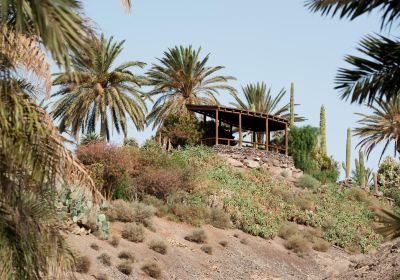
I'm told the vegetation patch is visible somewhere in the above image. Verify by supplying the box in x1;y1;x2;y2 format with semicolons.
108;235;120;248
285;234;311;255
97;253;111;266
141;262;162;279
117;261;133;275
118;251;135;262
90;243;100;251
122;223;145;243
201;245;213;255
149;240;168;255
219;240;228;247
185;229;207;243
75;256;91;273
210;208;231;229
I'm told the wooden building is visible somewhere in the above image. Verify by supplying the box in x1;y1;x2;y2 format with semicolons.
186;104;290;155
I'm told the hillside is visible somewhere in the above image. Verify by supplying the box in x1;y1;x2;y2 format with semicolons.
62;144;393;280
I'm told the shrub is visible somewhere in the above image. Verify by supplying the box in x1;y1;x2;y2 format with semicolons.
158;114;203;147
108;235;120;248
302;227;324;242
76;143;139;199
135;167;183;199
240;238;249;245
296;174;321;190
219;240;228;247
200;245;213;255
124;138;139;148
295;197;315;211
117;261;133;275
75;256;91;273
122;223;145;243
142;195;169;217
185;229;207;243
285;234;311;254
288;126;319;173
210;208;231;229
118;251;135;262
96;273;109;280
312;169;339;184
141;262;162;279
107;199;136;222
97;253;111;266
133;201;156;224
90;243;100;251
278;223;299;240
346;187;369;203
149;240;168;255
378;157;400;203
171;203;210;227
312;238;330;252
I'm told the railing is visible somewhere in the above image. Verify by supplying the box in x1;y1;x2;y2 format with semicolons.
200;137;286;154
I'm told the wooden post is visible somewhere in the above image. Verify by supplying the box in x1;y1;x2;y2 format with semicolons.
239;113;242;147
252;131;256;148
215;109;219;145
285;123;288;156
265;118;269;151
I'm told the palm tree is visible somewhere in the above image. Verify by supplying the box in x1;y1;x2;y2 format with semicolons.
306;0;400;105
146;45;237;128
52;35;147;142
231;82;289;116
354;97;400;160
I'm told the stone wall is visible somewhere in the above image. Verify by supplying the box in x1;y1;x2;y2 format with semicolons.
213;145;302;179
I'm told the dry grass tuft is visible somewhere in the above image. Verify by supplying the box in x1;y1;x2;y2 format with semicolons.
97;253;111;266
90;243;100;251
278;223;299;240
219;240;228;247
96;272;109;280
142;262;162;279
122;223;145;243
184;228;207;243
149;240;168;255
75;255;91;273
210;208;231;229
201;245;213;255
240;238;249;245
233;233;239;238
108;235;120;248
285;234;311;254
312;238;330;252
107;199;136;222
117;261;133;275
118;251;135;262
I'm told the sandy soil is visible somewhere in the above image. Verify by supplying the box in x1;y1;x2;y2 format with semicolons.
67;217;359;280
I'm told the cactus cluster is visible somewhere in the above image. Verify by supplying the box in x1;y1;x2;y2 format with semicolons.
58;185;110;238
341;128;351;180
319;105;327;156
352;151;372;189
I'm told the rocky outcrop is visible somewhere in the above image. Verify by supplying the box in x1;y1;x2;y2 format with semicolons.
213;145;302;178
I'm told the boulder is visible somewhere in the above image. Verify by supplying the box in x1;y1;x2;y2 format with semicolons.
226;157;244;167
243;159;260;169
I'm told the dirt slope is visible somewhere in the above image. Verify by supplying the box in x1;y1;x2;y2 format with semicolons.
68;217;357;280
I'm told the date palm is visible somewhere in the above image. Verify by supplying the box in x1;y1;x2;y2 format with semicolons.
146;45;237;128
306;0;400;105
354;97;400;160
52;35;147;142
231;82;289;116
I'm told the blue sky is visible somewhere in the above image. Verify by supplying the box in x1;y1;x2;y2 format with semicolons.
76;0;394;175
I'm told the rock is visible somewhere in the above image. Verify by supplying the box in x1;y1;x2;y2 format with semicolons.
243;159;260;169
226;157;244;167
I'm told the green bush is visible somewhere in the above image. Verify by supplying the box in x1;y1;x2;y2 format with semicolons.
288;126;319;173
312;169;339;184
378;157;400;204
296;174;321;190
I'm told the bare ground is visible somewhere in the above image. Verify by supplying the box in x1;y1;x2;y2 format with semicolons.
67;217;360;280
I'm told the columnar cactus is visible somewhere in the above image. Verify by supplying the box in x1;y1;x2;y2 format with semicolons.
345;128;351;179
290;82;295;127
319;105;327;156
359;151;366;188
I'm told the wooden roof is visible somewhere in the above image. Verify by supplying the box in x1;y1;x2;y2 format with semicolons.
186;104;289;132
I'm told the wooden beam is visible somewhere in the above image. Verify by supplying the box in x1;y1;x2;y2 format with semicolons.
215;109;219;145
265;118;269;151
285;123;289;156
239;113;242;147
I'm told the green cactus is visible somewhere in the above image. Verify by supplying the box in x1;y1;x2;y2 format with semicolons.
319;105;327;156
352;150;372;189
290;82;295;127
341;128;351;180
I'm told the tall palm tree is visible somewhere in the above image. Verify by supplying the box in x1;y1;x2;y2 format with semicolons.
231;82;289;116
306;0;400;105
354;97;400;160
52;35;147;142
146;45;237;128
